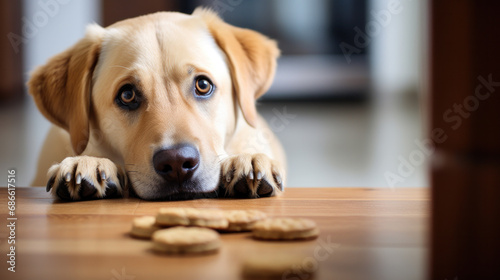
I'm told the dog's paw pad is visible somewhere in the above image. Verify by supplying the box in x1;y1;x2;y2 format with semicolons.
78;179;98;199
105;182;121;198
233;178;252;197
256;181;274;197
55;180;72;200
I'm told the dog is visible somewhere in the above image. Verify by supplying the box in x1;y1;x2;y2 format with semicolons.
28;8;286;201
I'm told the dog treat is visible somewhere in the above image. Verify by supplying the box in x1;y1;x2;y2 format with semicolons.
224;210;267;232
242;254;311;279
152;226;221;254
130;216;162;239
252;218;319;240
156;207;228;229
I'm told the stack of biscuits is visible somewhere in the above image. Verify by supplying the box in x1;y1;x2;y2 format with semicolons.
129;207;321;279
129;207;319;254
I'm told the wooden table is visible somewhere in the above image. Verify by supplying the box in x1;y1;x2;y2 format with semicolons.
0;187;428;280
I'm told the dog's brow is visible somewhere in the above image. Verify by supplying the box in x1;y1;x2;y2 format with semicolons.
110;65;134;71
186;64;211;76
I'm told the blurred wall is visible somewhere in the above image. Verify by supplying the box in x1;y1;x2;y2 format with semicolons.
369;0;424;98
23;0;101;78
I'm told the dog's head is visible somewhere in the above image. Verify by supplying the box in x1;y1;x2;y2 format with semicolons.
28;8;279;200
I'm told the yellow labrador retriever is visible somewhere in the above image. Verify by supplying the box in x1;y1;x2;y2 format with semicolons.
28;8;286;201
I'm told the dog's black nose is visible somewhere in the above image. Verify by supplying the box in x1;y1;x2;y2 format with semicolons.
153;144;200;183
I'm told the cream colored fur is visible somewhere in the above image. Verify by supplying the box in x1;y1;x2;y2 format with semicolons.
29;8;286;200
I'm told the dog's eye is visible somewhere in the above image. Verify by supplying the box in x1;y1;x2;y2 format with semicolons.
194;76;214;97
116;84;141;110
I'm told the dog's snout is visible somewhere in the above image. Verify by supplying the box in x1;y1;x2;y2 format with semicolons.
153;144;200;183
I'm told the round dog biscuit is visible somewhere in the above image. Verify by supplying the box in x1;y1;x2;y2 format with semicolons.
252;218;319;240
130;216;161;239
152;227;221;254
156;207;228;229
224;210;267;232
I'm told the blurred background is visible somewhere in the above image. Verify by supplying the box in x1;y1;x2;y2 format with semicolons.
0;0;427;188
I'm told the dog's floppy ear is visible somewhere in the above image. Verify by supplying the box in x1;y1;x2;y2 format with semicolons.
28;24;104;155
194;8;280;127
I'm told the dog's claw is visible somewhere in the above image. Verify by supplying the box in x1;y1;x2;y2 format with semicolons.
64;172;71;182
256;171;263;180
46;176;56;192
275;175;282;185
75;173;82;185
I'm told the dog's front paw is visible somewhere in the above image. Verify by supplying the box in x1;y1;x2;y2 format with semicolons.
46;156;126;201
220;153;284;198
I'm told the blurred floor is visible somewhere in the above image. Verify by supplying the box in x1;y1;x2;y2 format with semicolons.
0;95;427;188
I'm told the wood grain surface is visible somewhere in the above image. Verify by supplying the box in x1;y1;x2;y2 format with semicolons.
0;187;428;280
